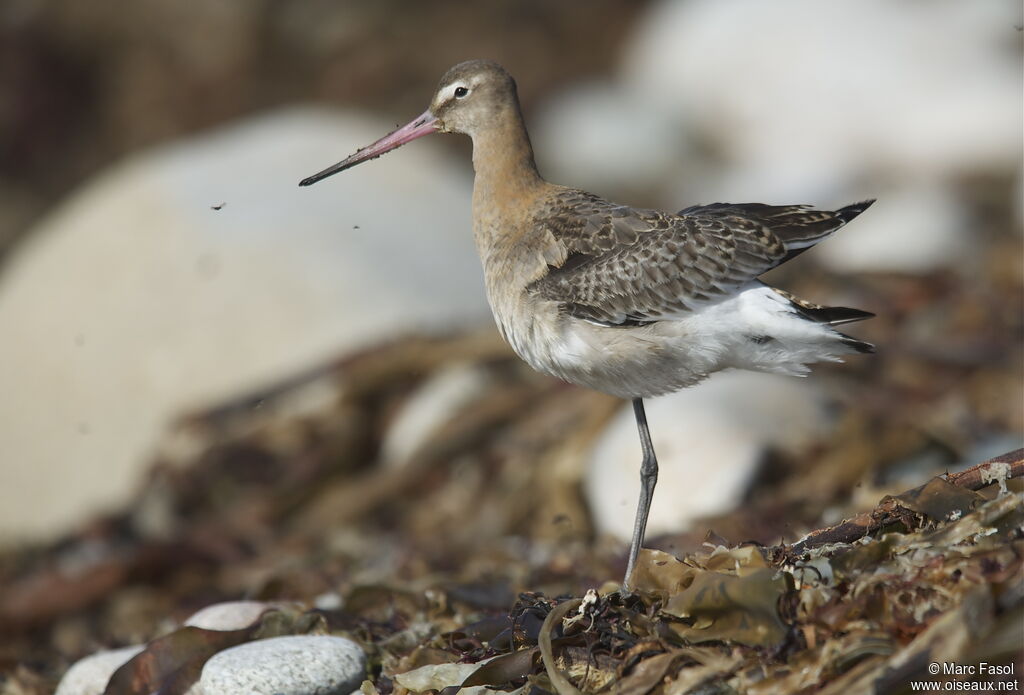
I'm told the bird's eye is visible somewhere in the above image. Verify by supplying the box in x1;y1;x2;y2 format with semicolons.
454;86;469;98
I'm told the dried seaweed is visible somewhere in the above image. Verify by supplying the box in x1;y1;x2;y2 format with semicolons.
1;325;1020;693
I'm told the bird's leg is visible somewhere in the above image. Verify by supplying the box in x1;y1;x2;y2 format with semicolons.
622;398;659;594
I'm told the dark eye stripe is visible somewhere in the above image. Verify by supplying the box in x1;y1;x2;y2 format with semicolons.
454;86;468;98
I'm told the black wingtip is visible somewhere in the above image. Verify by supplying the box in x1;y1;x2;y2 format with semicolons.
841;335;876;354
798;305;875;326
836;199;876;223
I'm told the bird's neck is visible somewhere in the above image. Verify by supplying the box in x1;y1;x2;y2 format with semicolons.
469;108;553;290
470;108;544;205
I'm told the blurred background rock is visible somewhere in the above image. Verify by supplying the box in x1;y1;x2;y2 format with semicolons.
1;1;1022;687
0;0;643;542
0;0;1019;571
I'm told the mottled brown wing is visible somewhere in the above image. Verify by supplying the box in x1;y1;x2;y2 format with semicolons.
528;190;872;326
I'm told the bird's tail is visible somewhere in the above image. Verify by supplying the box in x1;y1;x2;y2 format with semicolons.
774;289;875;353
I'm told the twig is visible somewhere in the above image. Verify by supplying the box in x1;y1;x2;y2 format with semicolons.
785;448;1023;557
944;448;1023;489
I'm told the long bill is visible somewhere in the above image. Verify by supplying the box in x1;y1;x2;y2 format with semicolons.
298;109;439;186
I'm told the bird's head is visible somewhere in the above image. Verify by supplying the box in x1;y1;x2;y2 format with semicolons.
429;59;518;136
299;59;517;187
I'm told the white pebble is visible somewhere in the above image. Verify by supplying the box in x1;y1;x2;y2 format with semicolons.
184;600;281;631
381;362;494;468
199;635;365;695
55;645;144;695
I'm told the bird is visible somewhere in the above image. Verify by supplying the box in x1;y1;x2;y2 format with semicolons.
299;59;874;593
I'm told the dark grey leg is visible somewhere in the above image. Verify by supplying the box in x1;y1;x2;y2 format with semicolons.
622;398;658;594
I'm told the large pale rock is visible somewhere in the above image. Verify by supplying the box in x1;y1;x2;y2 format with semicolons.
537;0;1021;274
585;371;832;541
622;0;1020;195
810;183;969;274
0;107;486;543
532;80;687;204
198;635;365;695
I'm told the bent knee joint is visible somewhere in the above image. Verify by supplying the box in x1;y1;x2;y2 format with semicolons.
640;455;658;480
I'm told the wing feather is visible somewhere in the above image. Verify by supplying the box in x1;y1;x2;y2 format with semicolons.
528;192;873;326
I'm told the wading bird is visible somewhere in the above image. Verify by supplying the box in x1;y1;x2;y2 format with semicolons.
300;60;873;592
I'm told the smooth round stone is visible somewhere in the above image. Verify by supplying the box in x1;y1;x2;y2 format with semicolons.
0;107;484;544
55;645;144;695
184;600;281;631
199;635;365;695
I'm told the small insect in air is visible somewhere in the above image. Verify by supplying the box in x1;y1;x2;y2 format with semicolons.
210;202;226;211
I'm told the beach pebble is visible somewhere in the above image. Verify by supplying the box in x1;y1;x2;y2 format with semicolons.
54;645;144;695
198;635;365;695
381;362;494;468
184;600;282;631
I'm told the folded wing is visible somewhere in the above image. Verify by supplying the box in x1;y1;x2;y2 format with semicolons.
528;192;873;326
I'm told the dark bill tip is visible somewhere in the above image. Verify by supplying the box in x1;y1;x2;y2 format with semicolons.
298;109;438;187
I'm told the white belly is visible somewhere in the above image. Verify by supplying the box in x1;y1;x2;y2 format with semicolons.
488;290;713;399
487;283;860;400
